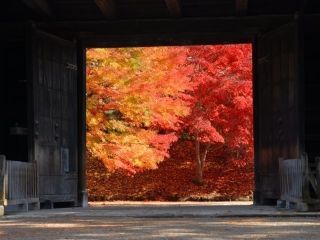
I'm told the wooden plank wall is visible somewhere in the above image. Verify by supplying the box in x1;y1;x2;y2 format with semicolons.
255;23;302;204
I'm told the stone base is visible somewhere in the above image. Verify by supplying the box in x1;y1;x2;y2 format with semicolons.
0;205;4;216
81;190;88;208
277;199;320;212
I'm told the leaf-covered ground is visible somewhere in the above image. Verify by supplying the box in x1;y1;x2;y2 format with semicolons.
87;140;254;201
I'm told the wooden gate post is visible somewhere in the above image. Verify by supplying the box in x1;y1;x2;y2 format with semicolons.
0;155;6;215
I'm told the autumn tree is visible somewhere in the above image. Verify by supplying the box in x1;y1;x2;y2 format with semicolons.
86;47;193;173
182;44;253;184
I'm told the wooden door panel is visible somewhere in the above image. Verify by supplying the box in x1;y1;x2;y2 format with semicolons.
37;145;60;176
32;30;78;203
255;22;301;203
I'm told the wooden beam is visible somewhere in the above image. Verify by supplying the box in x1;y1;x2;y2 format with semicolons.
235;0;248;16
36;15;297;47
165;0;182;18
22;0;52;17
94;0;116;19
37;15;294;36
76;39;88;207
80;32;254;48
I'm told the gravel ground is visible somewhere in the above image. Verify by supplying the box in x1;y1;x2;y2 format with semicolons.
1;202;320;240
1;216;320;240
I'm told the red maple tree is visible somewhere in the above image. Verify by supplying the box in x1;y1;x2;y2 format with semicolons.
181;44;253;184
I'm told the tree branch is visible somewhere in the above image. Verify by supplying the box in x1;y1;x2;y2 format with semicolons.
200;143;210;171
195;136;201;164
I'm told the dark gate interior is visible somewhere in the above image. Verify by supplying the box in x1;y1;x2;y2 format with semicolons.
304;26;320;163
0;37;28;162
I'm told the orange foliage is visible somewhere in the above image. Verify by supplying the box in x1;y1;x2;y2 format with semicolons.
86;47;192;173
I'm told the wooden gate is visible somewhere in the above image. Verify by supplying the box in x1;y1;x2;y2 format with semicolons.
254;22;302;204
30;30;78;206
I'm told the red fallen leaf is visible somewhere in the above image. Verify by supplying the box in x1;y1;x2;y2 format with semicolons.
87;139;253;201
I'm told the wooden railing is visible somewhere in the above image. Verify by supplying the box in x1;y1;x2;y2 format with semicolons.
278;155;320;211
0;155;39;211
0;156;5;206
279;157;306;202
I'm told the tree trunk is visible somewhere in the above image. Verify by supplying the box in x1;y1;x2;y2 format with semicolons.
195;162;203;185
194;139;210;185
194;138;203;185
193;138;223;185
